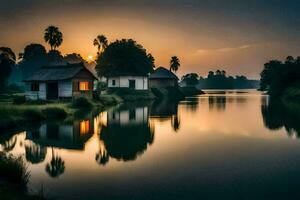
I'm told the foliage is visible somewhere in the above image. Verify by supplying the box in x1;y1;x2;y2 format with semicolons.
23;109;44;122
0;47;16;89
13;95;26;105
71;97;92;108
42;107;67;120
0;153;30;186
93;34;108;55
260;56;300;97
96;39;155;77
181;73;199;86
187;70;260;89
170;56;180;73
44;25;63;50
63;53;86;64
180;86;204;96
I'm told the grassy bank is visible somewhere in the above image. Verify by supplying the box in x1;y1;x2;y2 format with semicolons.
0;95;120;133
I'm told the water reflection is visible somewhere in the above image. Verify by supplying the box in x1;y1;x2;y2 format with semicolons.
208;96;226;111
25;142;47;164
46;147;65;178
261;97;300;137
150;99;181;132
98;103;154;162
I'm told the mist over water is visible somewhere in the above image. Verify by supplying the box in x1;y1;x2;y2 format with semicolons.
2;90;300;200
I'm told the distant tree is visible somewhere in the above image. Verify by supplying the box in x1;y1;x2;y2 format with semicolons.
64;53;86;64
285;56;295;64
208;71;214;78
25;143;47;164
44;26;63;50
216;70;222;76
18;44;48;78
221;70;226;76
96;39;155;77
47;50;65;65
147;53;155;69
93;35;108;55
170;56;180;73
181;73;199;86
0;47;16;88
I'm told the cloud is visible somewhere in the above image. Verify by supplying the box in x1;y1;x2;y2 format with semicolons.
196;44;252;54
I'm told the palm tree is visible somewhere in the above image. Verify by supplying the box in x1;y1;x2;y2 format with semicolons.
93;35;108;55
44;26;63;50
25;143;47;164
45;147;65;178
170;56;180;73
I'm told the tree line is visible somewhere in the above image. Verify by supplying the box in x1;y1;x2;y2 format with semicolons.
181;70;260;89
0;25;181;93
260;56;300;97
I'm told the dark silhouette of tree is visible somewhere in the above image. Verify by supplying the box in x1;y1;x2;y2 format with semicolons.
170;56;180;73
64;53;86;64
45;147;65;178
259;56;300;96
47;50;65;65
181;73;199;86
147;53;155;69
44;26;63;50
96;39;155;77
95;143;109;166
0;47;16;89
18;44;48;79
94;35;108;55
25;143;47;164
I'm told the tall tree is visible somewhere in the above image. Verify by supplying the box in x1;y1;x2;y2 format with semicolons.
96;39;154;77
93;35;108;55
45;147;65;178
170;56;180;73
0;47;16;88
44;26;63;50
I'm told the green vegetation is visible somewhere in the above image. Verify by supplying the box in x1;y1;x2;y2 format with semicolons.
260;56;300;98
0;47;16;92
71;97;93;109
170;56;180;73
180;86;205;96
106;88;155;101
96;39;155;77
42;107;67;120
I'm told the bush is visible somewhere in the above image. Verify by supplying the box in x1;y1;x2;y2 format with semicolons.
0;153;29;186
151;88;164;98
72;97;92;109
23;109;44;122
42;107;67;120
99;95;118;106
13;96;26;105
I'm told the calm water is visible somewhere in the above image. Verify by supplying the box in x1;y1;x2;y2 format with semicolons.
2;90;300;199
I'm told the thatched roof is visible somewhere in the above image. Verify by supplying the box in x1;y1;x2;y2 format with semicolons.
149;67;178;80
24;63;98;82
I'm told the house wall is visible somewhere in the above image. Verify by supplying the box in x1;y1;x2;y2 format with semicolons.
72;69;95;99
58;81;72;98
108;106;148;126
25;82;46;100
149;79;177;88
107;76;148;90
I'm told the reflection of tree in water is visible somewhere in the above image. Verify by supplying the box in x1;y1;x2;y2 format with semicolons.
25;142;47;164
208;96;226;111
261;97;300;137
151;99;181;132
1;135;17;152
45;147;65;178
180;97;199;113
100;123;154;161
95;141;109;166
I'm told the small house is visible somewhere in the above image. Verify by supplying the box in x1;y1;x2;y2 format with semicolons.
149;67;179;88
107;76;148;90
24;63;98;100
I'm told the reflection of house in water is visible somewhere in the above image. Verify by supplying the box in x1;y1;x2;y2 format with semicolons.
150;100;180;132
98;104;154;163
26;118;94;150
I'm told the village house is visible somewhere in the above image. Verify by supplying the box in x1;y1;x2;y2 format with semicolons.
149;67;179;88
24;63;98;100
107;75;149;90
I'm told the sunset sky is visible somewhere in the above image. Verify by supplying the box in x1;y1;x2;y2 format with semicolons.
1;0;300;79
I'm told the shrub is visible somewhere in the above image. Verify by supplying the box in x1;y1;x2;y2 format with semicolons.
42;107;67;120
72;97;92;109
0;153;30;186
23;109;44;122
13;96;26;105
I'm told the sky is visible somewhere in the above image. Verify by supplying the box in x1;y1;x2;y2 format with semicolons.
1;0;300;79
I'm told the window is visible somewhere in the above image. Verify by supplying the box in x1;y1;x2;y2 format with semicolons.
80;120;90;135
79;82;89;91
129;80;136;89
129;109;136;120
112;79;116;86
31;82;39;91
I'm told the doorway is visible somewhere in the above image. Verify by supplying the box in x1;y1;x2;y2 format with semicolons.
129;80;136;89
46;82;58;100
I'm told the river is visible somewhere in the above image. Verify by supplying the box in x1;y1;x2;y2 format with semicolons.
1;90;300;199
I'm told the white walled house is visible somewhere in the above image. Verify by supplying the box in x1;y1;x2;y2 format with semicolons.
107;76;148;90
24;63;98;100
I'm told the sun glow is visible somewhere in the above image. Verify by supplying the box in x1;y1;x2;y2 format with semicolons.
88;55;93;61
